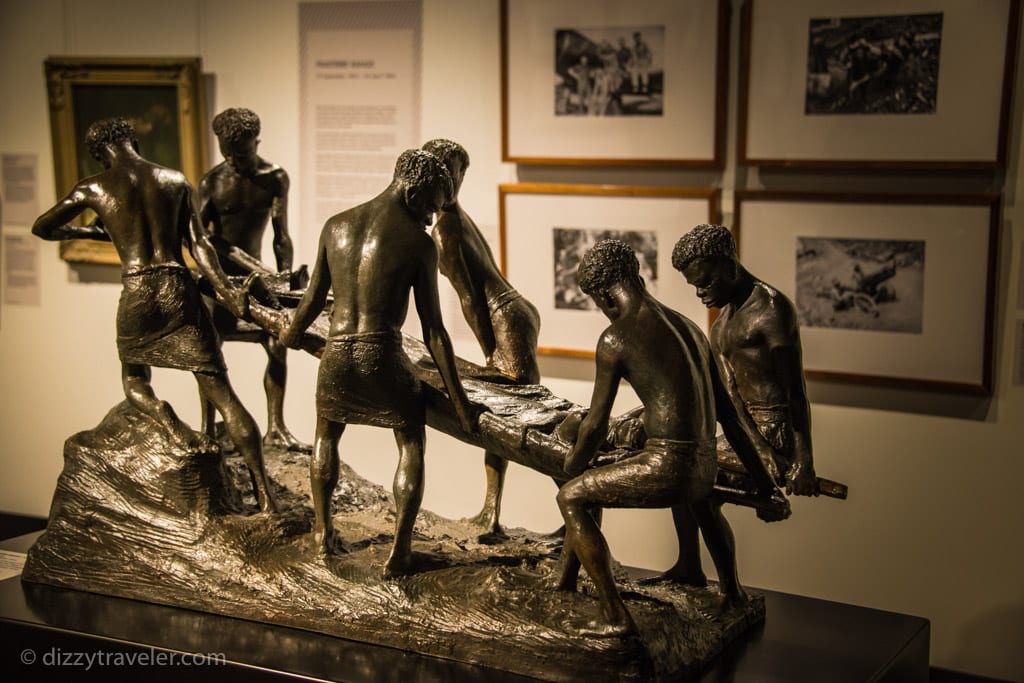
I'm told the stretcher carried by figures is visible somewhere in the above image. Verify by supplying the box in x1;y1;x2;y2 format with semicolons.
233;238;848;520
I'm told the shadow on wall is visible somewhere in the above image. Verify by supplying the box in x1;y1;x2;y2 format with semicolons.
806;381;993;422
949;603;1024;681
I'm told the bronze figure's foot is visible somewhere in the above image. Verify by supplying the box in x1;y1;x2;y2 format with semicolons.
724;591;751;611
575;618;638;639
691;585;750;618
263;428;313;453
382;551;415;579
166;424;220;457
311;526;339;558
256;490;278;514
638;568;708;588
466;507;503;537
543;568;577;593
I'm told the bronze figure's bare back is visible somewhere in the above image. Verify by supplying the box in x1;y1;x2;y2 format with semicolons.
422;139;542;535
281;149;480;577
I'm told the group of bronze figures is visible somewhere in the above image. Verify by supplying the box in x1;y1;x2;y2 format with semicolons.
32;110;826;639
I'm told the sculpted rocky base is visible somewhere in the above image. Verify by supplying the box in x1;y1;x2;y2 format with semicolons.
23;400;764;682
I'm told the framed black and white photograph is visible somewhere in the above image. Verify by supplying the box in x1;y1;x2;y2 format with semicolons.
739;0;1020;168
554;26;665;117
502;0;727;166
735;191;999;393
500;184;719;358
553;227;658;310
804;13;943;116
795;236;926;333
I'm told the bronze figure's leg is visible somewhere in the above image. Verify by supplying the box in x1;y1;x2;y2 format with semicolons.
311;417;344;555
196;372;276;513
690;500;748;607
556;481;637;637
643;504;708;588
200;396;217;439
384;426;426;578
122;363;216;454
261;334;311;452
469;451;507;534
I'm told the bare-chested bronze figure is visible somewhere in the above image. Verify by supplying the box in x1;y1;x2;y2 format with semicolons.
31;117;276;512
421;139;542;534
674;224;817;495
554;240;779;636
199;108;309;453
279;149;480;576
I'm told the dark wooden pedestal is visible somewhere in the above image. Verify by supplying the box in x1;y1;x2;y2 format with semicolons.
0;533;928;682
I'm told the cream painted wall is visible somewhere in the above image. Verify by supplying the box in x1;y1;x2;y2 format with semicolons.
1;1;1022;679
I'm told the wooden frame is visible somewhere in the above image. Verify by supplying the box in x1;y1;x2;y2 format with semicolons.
499;183;720;358
500;0;729;167
734;191;999;393
737;0;1021;170
44;57;208;264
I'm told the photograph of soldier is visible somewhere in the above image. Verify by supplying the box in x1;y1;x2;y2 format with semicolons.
553;227;658;310
805;12;943;115
796;237;925;333
554;25;664;116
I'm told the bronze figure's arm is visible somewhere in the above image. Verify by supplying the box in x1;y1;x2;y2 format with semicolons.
270;170;294;272
761;307;817;495
564;338;620;477
414;244;479;435
434;220;496;359
185;185;249;320
31;185;110;242
280;233;331;348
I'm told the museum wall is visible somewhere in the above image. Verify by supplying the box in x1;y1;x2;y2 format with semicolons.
0;0;1022;679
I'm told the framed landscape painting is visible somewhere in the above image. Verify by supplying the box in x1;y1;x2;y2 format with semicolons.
499;183;720;358
738;0;1021;169
44;57;207;264
734;191;999;393
501;0;728;166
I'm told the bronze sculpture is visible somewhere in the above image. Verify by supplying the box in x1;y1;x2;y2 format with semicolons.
421;138;544;534
199;107;309;453
31;116;276;513
278;149;481;575
22;133;849;679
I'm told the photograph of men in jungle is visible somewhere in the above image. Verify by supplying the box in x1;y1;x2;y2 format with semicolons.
805;12;943;115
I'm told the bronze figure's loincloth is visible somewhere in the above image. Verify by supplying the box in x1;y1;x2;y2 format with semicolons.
116;264;225;374
316;330;424;429
746;403;793;455
577;438;718;508
487;289;540;383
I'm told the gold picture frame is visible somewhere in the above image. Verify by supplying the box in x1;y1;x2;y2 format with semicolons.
44;56;208;264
